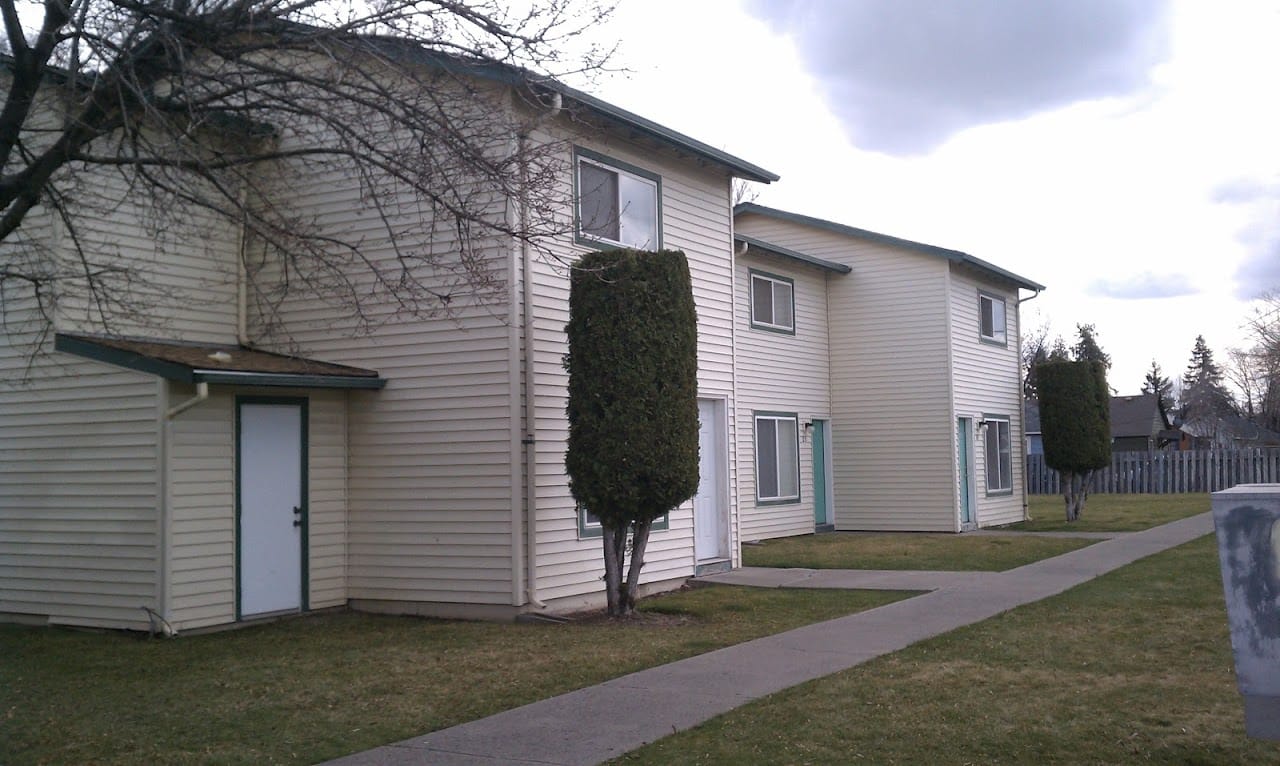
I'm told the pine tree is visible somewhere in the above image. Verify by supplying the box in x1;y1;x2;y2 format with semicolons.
1181;335;1235;431
1071;324;1111;369
1141;360;1175;418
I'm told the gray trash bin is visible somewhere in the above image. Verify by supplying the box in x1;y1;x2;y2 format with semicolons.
1212;483;1280;742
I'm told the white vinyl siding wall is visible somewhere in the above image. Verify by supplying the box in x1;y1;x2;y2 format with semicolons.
164;387;348;631
949;268;1025;526
734;251;832;540
735;215;958;531
247;143;518;607
527;127;739;606
0;354;161;629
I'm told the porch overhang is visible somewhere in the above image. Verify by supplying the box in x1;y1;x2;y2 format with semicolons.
54;333;387;390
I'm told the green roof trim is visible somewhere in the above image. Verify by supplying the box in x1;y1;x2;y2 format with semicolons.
736;234;851;274
735;203;1045;291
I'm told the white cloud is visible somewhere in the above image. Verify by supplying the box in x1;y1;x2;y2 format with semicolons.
1088;272;1198;300
744;0;1173;155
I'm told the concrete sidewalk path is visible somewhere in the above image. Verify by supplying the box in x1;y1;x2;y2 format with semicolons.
322;512;1212;766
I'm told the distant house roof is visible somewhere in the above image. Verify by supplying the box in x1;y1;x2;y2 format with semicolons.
734;234;851;274
734;202;1044;291
55;333;387;389
1182;413;1280;446
1110;393;1166;438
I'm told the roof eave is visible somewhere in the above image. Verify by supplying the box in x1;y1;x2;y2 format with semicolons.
735;202;1044;291
735;234;851;274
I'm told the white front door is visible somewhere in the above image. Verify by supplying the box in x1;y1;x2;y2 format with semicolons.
238;401;305;618
694;399;727;561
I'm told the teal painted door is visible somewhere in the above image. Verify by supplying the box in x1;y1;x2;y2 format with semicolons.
957;418;974;525
813;420;828;526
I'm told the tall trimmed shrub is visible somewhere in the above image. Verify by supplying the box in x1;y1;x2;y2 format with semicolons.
1038;359;1111;521
564;249;700;616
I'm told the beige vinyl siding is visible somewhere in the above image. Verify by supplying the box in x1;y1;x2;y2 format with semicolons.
51;160;240;343
164;388;234;629
948;267;1026;527
163;387;347;630
246;112;518;607
162;386;348;632
526;128;738;605
0;340;160;629
735;214;958;531
735;252;832;541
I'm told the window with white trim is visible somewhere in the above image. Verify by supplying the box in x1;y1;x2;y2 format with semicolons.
750;271;795;333
979;292;1007;345
755;413;800;502
984;416;1012;493
576;152;659;249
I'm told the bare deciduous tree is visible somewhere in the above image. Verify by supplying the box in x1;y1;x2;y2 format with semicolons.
1;0;614;352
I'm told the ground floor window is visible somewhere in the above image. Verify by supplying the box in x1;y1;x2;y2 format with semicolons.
755;412;800;503
984;415;1012;494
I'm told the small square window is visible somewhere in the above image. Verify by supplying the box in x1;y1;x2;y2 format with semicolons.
750;272;795;333
984;416;1012;494
576;151;660;250
755;413;800;503
979;292;1007;345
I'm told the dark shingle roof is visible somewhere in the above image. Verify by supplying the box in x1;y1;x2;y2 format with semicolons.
55;333;386;389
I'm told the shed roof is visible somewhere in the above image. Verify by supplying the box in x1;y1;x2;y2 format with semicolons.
55;333;386;389
735;203;1044;291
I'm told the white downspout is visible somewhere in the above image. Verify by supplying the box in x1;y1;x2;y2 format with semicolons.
236;185;250;346
519;91;562;610
165;382;208;419
1016;288;1042;519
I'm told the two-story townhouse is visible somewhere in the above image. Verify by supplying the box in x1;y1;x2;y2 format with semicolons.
0;43;777;632
734;203;1044;534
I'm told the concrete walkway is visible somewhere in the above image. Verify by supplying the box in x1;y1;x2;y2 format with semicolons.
323;512;1213;766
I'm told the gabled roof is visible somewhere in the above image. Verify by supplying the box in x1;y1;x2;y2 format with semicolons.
55;334;386;389
1110;393;1166;438
361;38;780;184
734;203;1044;291
735;234;851;274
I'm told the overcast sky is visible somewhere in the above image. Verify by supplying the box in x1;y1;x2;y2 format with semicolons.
579;0;1280;396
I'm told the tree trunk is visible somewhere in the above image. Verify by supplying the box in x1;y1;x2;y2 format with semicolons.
601;525;626;616
621;518;653;615
1062;471;1093;521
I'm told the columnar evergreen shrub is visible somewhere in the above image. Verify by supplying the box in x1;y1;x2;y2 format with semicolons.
564;248;700;616
1038;359;1111;521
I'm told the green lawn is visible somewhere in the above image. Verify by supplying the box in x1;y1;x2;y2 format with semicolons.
1014;493;1210;532
743;532;1095;571
0;586;911;766
618;535;1277;765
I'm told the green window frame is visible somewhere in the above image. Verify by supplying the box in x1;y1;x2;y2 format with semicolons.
574;148;662;251
578;505;670;539
978;290;1007;346
749;270;796;334
983;414;1013;495
755;412;801;504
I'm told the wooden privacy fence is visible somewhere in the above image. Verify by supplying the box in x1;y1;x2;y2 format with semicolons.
1026;448;1280;495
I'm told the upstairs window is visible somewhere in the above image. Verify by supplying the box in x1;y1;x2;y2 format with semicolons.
576;150;660;250
750;271;795;333
979;291;1007;345
984;416;1012;494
